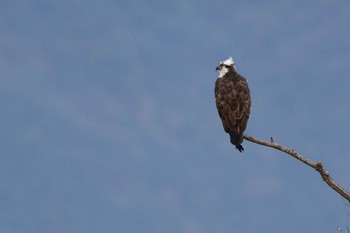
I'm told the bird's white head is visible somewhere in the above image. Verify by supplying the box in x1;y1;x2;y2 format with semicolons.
216;57;236;78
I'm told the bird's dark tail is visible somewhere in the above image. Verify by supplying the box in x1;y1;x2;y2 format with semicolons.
229;132;244;153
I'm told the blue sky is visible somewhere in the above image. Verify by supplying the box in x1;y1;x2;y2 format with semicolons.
1;0;350;232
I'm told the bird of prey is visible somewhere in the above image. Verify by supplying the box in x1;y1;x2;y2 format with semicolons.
214;57;251;152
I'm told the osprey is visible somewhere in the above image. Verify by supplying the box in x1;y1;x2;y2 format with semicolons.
214;57;251;152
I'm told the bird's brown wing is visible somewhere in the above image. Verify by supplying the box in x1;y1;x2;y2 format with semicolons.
234;76;251;132
215;77;251;135
215;78;237;133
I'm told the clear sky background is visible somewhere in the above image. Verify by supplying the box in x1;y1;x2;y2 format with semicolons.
1;0;350;233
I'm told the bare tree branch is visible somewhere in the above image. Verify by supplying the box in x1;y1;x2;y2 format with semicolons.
243;134;350;203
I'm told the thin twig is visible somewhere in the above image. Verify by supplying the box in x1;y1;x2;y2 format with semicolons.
243;134;350;203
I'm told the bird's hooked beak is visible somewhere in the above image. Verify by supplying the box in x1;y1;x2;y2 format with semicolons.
215;66;220;71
